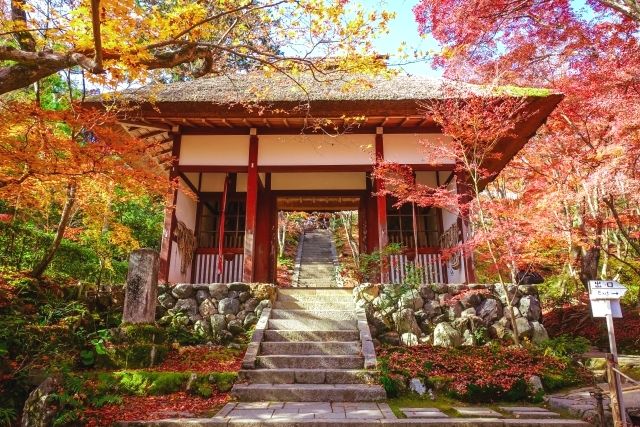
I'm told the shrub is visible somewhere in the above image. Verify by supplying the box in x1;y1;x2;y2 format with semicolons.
538;335;591;359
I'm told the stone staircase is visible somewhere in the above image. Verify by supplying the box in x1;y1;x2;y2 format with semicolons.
295;229;337;287
232;288;385;402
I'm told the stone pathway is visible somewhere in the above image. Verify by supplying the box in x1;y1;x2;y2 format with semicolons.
295;229;337;287
231;288;384;402
547;382;640;425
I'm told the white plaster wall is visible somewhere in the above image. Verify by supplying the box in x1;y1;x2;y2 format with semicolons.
259;134;375;165
271;172;366;190
384;134;455;165
200;173;226;192
179;135;250;165
169;179;197;283
415;171;438;187
440;175;466;284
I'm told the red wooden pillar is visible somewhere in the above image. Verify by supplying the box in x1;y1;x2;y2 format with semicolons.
159;127;181;284
243;129;259;282
455;166;477;283
374;128;389;282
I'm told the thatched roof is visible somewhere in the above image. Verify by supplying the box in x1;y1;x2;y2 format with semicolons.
116;72;554;105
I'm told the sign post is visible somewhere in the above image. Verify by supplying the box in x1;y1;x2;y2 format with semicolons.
589;280;628;427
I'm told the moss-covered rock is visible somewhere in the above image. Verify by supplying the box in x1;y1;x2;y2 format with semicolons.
96;343;169;369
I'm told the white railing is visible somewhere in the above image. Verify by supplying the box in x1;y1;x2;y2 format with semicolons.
389;253;444;284
194;253;244;284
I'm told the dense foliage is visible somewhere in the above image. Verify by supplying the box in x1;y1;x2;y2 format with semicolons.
410;0;640;304
378;344;592;403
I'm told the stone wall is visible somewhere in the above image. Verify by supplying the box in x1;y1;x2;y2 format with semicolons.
156;282;276;343
353;283;548;347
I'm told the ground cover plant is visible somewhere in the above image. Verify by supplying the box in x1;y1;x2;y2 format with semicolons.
378;344;592;403
544;300;640;355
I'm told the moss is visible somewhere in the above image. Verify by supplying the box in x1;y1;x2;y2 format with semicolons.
116;324;167;344
209;372;237;392
147;372;190;395
493;85;554;97
386;395;459;418
96;344;169;369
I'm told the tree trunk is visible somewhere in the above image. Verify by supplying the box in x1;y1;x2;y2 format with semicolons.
31;182;77;278
579;246;600;290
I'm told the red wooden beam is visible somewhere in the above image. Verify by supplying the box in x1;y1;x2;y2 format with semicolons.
158;129;181;283
243;131;259;282
374;128;389;282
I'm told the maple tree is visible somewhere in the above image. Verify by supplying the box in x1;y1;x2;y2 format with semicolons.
411;0;640;298
1;0;392;94
374;90;551;344
0;100;167;277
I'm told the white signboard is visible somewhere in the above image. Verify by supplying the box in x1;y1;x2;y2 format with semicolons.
588;280;627;300
590;299;623;318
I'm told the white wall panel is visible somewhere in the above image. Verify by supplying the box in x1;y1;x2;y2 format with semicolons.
271;172;366;190
169;179;197;283
179;135;249;165
259;134;375;165
384;134;455;165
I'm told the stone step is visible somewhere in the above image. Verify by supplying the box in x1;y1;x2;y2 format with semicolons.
231;383;386;402
270;309;357;321
260;341;361;355
278;288;350;296
238;368;378;384
277;294;347;303
256;355;364;369
263;329;360;342
274;300;354;310
268;318;357;331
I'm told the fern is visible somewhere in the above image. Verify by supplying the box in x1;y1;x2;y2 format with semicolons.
89;394;123;408
0;408;17;427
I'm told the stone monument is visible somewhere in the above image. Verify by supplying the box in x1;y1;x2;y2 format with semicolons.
122;249;159;323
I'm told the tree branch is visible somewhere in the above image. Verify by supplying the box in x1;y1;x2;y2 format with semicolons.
597;0;640;23
603;196;640;255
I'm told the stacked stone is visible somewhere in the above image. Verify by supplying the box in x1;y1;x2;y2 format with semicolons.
156;282;276;343
353;283;548;347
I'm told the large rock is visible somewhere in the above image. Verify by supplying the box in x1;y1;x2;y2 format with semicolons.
251;283;277;301
208;283;229;300
514;317;533;339
243;312;258;328
157;293;176;309
494;284;521;306
519;296;542;321
195;289;210;305
244;298;260;312
460;291;482;308
218;297;240;315
21;376;60;427
227;282;250;293
227;319;245;335
171;283;195;299
418;285;435;301
446;302;463;320
530;321;549;344
210;314;227;339
401;332;419;347
370;311;392;333
198;298;218;317
489;322;511;340
476;298;502;324
432;322;462;347
122;249;159;324
422;300;442;318
173;298;198;321
398;289;424;311
254;299;271;317
392;308;421;336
